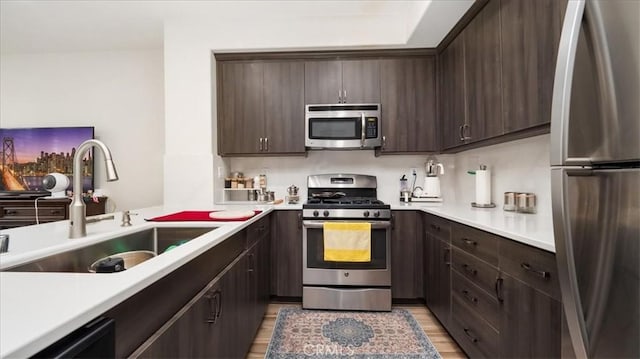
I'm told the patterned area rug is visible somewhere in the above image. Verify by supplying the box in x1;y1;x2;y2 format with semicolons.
265;307;442;359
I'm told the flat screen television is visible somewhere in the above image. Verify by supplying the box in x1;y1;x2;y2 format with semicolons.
0;127;95;198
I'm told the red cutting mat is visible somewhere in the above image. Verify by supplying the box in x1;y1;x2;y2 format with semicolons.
146;210;261;222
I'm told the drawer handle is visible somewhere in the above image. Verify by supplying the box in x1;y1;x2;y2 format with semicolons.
205;290;220;324
50;210;60;215
430;224;441;231
495;277;504;302
521;262;550;279
463;328;479;343
5;210;17;215
443;247;451;266
462;238;477;246
462;289;479;304
462;264;478;276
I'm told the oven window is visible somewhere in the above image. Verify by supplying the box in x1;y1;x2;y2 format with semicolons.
306;227;387;269
309;118;359;139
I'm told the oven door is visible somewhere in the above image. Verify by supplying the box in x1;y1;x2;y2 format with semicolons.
302;220;391;286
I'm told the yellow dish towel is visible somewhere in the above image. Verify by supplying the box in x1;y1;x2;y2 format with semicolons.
323;222;371;262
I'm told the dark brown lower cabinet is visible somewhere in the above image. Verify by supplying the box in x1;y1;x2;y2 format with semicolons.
391;211;423;299
499;273;562;358
424;233;451;327
130;253;244;358
271;210;303;297
130;219;270;358
423;213;562;358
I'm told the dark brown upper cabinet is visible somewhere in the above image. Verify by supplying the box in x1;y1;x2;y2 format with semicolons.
379;56;438;153
439;34;468;150
305;59;380;104
217;60;305;156
500;0;567;132
218;62;264;155
263;61;305;154
463;0;503;143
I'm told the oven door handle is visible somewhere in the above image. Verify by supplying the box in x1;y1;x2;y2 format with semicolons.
302;220;391;229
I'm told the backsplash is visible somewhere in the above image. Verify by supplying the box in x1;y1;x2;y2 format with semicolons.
224;134;551;217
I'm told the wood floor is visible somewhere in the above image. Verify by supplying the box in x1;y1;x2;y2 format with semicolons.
247;302;466;358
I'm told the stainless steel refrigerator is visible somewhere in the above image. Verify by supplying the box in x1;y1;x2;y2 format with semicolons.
551;0;639;358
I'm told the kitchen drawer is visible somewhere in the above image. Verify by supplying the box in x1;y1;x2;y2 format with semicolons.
247;215;271;247
452;270;500;330
451;295;500;358
452;222;499;266
424;214;451;242
0;205;67;221
452;247;499;297
500;238;561;300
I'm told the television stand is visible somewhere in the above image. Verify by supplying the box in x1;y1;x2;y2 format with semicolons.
0;197;107;229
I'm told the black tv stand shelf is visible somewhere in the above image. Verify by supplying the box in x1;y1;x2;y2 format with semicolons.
0;197;107;229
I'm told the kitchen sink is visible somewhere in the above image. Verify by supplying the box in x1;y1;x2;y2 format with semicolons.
3;227;216;273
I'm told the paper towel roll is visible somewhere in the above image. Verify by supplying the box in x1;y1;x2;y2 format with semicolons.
475;170;491;205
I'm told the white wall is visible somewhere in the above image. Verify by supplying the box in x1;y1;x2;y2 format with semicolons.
228;134;552;217
0;50;165;210
162;16;411;207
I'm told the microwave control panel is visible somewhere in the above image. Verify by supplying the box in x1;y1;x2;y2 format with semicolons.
366;117;378;138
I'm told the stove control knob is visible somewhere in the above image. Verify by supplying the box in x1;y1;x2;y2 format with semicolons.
374;211;380;218
323;210;330;217
363;211;370;218
313;210;319;217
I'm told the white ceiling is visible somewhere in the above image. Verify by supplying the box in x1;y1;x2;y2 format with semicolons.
0;0;474;54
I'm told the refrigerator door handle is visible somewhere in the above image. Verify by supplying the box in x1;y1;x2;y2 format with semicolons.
550;0;586;166
552;167;591;358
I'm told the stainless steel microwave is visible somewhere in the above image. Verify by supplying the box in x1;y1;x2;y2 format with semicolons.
305;104;381;149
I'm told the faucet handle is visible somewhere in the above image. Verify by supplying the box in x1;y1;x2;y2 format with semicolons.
121;211;138;227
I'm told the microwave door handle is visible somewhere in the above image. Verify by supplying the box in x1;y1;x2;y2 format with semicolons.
360;112;366;148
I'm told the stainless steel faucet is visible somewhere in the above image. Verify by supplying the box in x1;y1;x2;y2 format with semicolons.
69;139;119;238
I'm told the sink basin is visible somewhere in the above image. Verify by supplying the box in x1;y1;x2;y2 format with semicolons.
3;227;216;273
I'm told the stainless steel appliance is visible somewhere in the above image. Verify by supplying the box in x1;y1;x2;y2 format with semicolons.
302;174;392;311
305;104;381;149
551;1;639;357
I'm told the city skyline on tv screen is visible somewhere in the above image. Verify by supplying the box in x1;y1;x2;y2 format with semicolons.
0;127;94;193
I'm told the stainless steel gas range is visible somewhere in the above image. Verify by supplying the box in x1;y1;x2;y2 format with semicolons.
302;174;391;311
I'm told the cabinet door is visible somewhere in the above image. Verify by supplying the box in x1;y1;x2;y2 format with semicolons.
263;61;305;154
464;0;503;142
304;60;342;104
380;57;437;153
391;211;423;299
271;210;303;297
132;279;224;358
500;0;567;132
219;62;264;155
425;233;452;328
341;59;381;103
440;34;467;150
499;273;562;358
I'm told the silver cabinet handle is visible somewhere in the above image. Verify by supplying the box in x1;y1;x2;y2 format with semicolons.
360;112;366;148
259;138;263;151
264;137;268;151
462;124;472;140
382;135;386;150
459;125;465;141
338;90;342;103
343;89;347;103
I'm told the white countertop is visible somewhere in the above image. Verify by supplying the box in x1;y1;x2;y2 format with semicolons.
0;204;274;358
0;201;553;358
390;201;555;252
